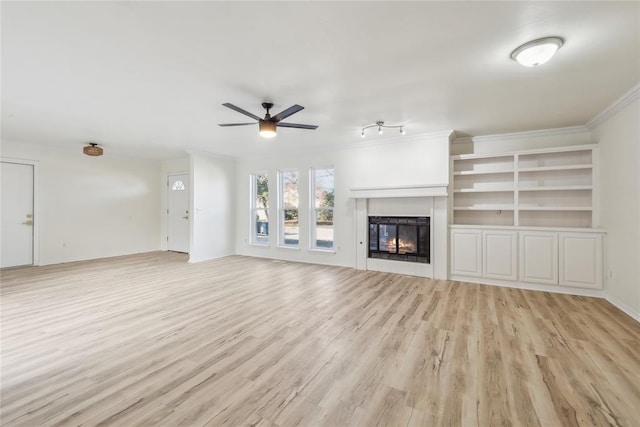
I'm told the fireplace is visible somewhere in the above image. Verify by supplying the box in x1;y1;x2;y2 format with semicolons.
368;216;430;263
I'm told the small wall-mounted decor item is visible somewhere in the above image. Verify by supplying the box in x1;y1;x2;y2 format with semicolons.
83;142;103;156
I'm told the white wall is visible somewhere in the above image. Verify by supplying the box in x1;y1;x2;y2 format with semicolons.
189;152;236;263
235;133;451;268
0;140;161;265
592;98;640;319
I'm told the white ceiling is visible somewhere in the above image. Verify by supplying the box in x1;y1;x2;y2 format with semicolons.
2;1;639;160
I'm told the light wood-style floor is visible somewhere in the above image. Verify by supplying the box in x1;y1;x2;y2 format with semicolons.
1;252;639;426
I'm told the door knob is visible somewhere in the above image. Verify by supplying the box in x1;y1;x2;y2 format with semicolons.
182;215;189;220
21;220;33;226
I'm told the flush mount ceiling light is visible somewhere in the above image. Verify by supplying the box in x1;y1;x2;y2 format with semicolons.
361;121;406;138
83;142;103;156
510;36;564;67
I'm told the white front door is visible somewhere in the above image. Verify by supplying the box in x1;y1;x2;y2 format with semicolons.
167;174;190;253
1;161;35;268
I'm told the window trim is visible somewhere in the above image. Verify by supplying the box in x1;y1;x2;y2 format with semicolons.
309;166;335;251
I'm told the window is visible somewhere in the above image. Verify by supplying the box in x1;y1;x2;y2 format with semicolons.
171;180;185;191
250;172;269;245
278;170;299;247
310;167;334;250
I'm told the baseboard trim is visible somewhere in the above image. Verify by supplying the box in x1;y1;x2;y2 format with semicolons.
448;275;605;298
604;294;640;323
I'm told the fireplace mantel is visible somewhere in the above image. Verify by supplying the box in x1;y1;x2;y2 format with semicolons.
349;184;448;199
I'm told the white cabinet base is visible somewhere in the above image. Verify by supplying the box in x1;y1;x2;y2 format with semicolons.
519;231;558;285
449;274;604;298
450;230;482;277
483;230;518;281
559;233;603;289
450;227;604;291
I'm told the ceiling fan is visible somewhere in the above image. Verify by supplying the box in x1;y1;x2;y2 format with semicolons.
218;102;318;138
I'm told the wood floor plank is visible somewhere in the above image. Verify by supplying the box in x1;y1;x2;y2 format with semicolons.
1;251;639;426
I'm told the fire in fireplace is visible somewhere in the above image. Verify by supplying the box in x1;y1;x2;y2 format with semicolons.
369;216;430;263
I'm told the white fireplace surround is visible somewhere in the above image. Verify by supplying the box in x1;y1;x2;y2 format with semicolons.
351;185;448;279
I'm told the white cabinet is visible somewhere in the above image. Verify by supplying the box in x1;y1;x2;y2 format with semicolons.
451;229;517;280
450;227;603;290
449;144;602;291
483;230;518;281
519;231;558;285
559;232;603;289
450;229;482;277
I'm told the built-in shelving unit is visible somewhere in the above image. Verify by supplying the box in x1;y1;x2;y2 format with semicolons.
449;145;603;291
450;145;597;228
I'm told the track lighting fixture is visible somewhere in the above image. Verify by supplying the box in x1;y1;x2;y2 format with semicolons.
361;121;406;138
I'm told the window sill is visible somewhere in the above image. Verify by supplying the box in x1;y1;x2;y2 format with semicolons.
277;245;300;251
249;243;269;248
308;248;336;254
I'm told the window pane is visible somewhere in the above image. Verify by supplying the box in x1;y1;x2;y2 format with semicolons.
283;209;299;246
315;209;333;249
418;224;429;257
255;209;269;245
379;224;397;253
171;180;185;191
255;173;269;209
398;225;417;254
314;168;334;208
282;171;299;209
369;224;378;251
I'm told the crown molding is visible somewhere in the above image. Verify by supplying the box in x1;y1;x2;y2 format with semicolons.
451;125;590;145
586;82;640;130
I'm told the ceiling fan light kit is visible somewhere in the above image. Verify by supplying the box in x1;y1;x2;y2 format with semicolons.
511;36;564;67
219;102;318;138
259;120;277;138
361;121;406;138
83;142;103;156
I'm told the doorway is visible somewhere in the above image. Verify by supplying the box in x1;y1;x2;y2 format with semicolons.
1;160;37;268
167;173;190;253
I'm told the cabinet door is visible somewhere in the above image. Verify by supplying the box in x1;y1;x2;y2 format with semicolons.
519;231;558;285
559;233;603;289
483;230;517;281
450;229;482;277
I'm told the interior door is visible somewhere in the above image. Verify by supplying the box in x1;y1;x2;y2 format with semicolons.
167;174;190;253
1;161;34;268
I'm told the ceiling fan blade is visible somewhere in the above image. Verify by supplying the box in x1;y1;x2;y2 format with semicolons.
277;122;318;130
271;104;304;122
222;103;262;121
218;123;255;127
